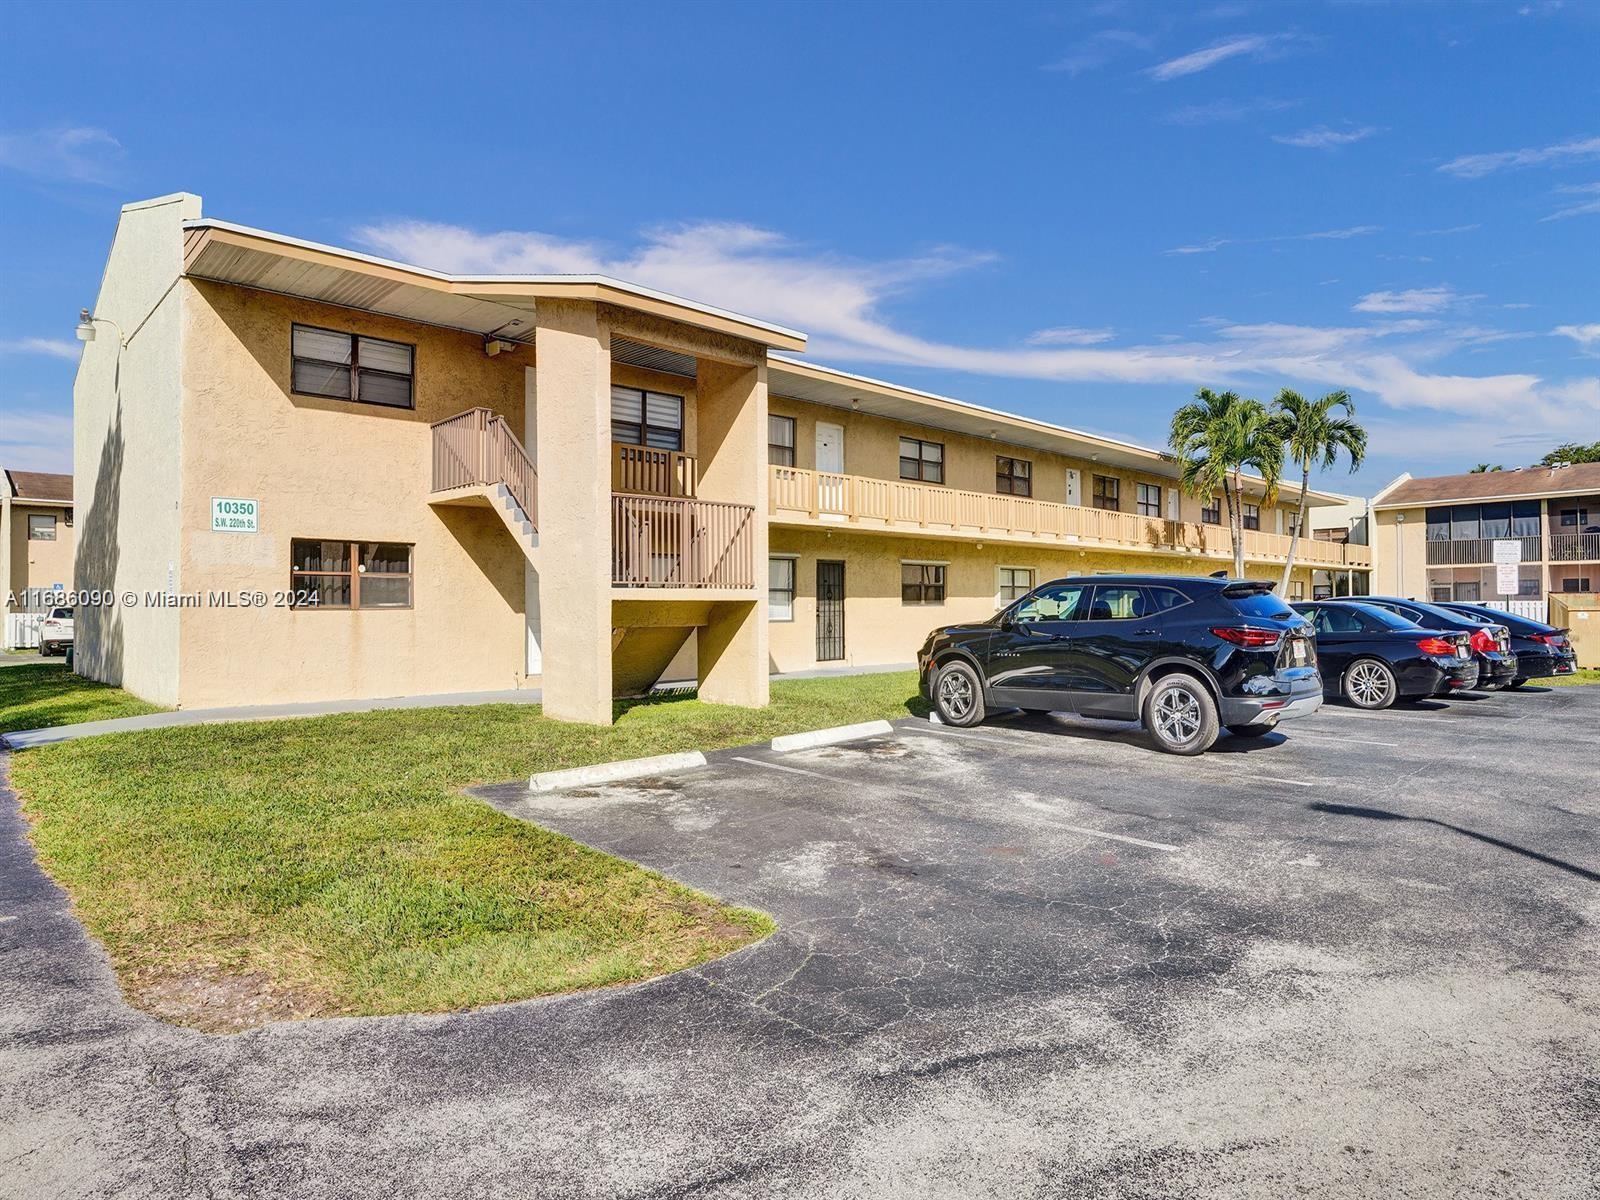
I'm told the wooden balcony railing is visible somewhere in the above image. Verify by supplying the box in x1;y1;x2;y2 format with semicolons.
770;466;1372;569
1425;535;1542;566
613;443;698;498
432;408;537;526
1549;532;1600;562
612;495;755;589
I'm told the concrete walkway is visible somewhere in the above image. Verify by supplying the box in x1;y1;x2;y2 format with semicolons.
2;662;919;748
0;687;544;749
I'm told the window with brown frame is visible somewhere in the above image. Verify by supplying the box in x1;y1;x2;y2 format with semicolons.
995;456;1032;496
901;562;946;604
1201;495;1222;524
1092;474;1120;511
1242;502;1261;531
768;414;796;466
290;539;413;609
1135;482;1162;517
611;385;684;451
899;437;944;483
291;324;414;409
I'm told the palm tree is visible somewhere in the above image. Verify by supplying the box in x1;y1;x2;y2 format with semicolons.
1272;389;1367;594
1170;388;1284;578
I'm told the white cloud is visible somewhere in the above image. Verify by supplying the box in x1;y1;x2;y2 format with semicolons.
0;409;72;473
1146;34;1286;81
1352;287;1462;314
1554;323;1600;354
354;217;1599;454
0;337;81;360
1167;224;1380;255
1437;134;1600;179
1272;125;1378;150
1025;326;1115;346
1416;223;1481;236
1541;182;1600;221
1042;29;1151;75
1161;97;1296;126
0;127;124;185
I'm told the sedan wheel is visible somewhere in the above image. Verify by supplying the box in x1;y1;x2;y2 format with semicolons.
1141;674;1219;755
1343;659;1396;710
933;661;986;728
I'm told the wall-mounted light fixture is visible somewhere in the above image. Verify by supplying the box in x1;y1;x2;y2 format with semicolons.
484;338;520;357
75;308;126;345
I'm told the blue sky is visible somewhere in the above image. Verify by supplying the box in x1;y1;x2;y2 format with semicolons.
2;0;1597;495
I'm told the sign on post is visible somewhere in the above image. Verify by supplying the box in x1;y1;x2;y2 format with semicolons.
1492;538;1521;597
210;497;259;534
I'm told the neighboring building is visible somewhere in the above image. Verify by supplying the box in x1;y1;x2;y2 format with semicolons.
2;469;75;638
74;193;1369;723
1370;465;1600;604
1307;494;1372;599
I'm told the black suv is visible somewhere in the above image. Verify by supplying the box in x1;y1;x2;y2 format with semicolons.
917;575;1321;755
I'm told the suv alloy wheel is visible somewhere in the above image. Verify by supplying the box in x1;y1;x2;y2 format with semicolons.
932;660;987;727
1142;673;1219;755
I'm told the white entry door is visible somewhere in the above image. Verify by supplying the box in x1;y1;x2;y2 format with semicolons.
816;421;846;515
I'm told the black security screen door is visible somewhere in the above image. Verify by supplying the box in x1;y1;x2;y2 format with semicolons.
816;561;845;661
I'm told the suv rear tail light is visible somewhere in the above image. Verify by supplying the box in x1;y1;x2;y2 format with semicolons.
1417;636;1458;656
1468;628;1496;654
1211;626;1283;648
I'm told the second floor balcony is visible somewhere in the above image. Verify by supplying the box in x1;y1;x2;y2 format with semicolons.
769;466;1371;570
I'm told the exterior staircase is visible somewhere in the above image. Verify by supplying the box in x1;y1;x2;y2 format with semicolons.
429;408;539;566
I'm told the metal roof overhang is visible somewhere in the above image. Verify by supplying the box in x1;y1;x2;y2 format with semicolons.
766;355;1343;506
181;220;808;352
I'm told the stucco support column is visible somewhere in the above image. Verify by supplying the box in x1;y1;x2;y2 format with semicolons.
534;300;613;724
695;357;768;708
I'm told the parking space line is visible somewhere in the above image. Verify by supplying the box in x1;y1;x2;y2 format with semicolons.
1056;824;1178;852
729;756;838;780
1288;730;1400;748
1205;769;1319;788
903;725;1055;751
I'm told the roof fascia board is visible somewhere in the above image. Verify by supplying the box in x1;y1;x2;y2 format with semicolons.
182;221;806;350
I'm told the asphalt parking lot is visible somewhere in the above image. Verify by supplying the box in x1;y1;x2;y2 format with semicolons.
4;685;1598;1199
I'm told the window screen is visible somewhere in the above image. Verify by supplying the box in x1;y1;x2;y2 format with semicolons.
768;415;796;466
768;557;796;620
611;386;684;451
901;563;946;604
291;325;413;408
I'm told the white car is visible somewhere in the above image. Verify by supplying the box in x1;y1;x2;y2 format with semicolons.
40;606;74;656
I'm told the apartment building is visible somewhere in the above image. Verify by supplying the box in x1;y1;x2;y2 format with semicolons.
73;194;1368;723
2;469;75;644
1371;465;1600;604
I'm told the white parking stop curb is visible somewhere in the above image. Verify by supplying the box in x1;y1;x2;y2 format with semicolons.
528;751;707;793
769;720;895;753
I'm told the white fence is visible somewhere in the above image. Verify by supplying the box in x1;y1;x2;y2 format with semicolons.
5;613;43;650
1483;598;1547;623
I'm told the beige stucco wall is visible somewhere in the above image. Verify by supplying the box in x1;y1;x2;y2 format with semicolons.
172;281;533;708
1372;508;1426;597
5;503;76;607
73;193;199;703
768;395;1304;528
766;527;1317;674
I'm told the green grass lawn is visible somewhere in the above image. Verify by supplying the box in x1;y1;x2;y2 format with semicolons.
1540;666;1600;687
0;663;164;735
7;671;925;1030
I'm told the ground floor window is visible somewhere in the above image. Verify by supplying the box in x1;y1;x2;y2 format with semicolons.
1289;579;1305;600
901;562;946;604
768;556;796;621
290;539;413;608
998;566;1034;605
1561;576;1592;592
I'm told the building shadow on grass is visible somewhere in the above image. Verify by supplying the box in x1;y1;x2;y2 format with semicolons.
1311;801;1599;883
